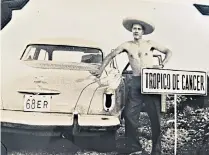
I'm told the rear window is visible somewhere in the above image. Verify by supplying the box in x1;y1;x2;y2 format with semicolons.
21;44;103;64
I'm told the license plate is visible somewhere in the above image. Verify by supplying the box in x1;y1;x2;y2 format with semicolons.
23;95;51;112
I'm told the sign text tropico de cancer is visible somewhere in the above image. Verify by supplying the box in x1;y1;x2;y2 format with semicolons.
141;68;208;95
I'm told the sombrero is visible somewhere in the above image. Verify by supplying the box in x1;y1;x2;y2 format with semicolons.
122;17;155;35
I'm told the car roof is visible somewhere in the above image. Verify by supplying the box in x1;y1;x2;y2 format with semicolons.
28;38;102;50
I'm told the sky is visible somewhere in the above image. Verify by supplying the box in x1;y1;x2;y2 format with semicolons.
1;0;209;74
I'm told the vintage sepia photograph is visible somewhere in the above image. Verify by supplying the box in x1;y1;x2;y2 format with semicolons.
1;0;209;155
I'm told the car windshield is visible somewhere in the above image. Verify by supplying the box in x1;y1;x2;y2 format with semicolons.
21;44;103;64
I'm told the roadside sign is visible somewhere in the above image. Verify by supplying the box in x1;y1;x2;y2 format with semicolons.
141;68;208;155
141;68;207;96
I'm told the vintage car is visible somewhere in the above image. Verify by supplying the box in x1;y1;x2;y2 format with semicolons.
0;38;125;150
0;38;164;151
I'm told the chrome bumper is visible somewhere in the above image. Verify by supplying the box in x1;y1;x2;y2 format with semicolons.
0;110;121;136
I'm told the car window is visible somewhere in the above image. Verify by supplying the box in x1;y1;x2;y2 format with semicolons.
52;50;102;64
21;44;103;64
38;49;48;60
23;46;36;60
52;50;83;62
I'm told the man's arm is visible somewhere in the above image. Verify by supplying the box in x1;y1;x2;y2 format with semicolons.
91;43;127;77
99;44;126;73
149;40;172;66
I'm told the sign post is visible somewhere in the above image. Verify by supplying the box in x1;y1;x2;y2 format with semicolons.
174;94;177;155
141;68;207;155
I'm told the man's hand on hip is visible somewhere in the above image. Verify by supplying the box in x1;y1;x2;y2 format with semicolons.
153;64;164;69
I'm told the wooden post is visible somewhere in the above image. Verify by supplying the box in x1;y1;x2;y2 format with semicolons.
161;94;167;113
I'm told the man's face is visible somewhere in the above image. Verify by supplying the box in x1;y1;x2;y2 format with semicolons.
132;24;143;40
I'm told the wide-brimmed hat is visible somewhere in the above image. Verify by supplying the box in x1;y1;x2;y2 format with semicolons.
122;17;155;35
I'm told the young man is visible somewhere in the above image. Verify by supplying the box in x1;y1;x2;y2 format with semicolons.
92;17;172;155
